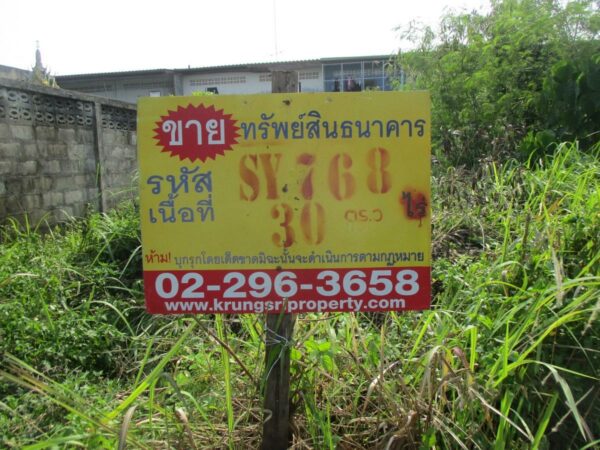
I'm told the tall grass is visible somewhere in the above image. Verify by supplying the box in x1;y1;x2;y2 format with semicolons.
1;142;598;448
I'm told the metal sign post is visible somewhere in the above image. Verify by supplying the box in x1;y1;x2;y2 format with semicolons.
261;71;299;450
262;310;295;449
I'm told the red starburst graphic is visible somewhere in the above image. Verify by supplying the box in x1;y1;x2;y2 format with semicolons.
153;104;240;162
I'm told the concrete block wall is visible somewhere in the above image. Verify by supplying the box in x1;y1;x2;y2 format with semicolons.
99;123;138;209
0;124;97;223
0;78;137;225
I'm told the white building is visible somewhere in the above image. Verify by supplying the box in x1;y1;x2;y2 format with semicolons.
56;55;402;104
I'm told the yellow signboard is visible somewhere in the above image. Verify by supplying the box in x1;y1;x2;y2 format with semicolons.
138;92;430;314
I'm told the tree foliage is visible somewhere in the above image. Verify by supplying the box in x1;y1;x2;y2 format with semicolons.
397;0;599;166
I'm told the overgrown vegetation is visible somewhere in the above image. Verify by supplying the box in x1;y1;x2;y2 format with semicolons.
1;0;599;448
397;0;599;166
1;142;598;448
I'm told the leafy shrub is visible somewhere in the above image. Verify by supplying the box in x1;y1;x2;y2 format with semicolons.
0;203;143;379
397;0;599;166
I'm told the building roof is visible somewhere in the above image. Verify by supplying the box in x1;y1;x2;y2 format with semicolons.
55;55;395;80
55;68;175;80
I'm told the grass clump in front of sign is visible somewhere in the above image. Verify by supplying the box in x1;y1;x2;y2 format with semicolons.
1;141;599;448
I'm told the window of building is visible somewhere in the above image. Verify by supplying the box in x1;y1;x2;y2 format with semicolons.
149;91;161;97
189;76;247;86
124;81;171;89
323;60;394;92
299;71;319;80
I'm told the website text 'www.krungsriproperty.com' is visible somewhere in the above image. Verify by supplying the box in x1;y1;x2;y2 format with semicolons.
163;297;406;313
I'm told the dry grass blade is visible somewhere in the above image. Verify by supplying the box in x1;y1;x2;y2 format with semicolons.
431;415;471;450
118;405;137;450
550;386;595;439
383;410;419;450
583;296;599;336
0;272;38;288
469;387;533;442
195;316;257;385
550;246;565;306
361;361;399;415
175;407;198;450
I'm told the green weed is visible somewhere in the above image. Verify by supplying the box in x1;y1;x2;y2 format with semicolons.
0;142;598;448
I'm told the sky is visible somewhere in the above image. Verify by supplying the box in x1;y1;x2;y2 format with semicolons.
0;0;488;76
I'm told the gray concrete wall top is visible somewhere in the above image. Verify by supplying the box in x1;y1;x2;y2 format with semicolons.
1;77;136;110
0;65;33;82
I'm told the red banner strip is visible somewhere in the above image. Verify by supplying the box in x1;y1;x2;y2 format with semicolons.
143;267;430;314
